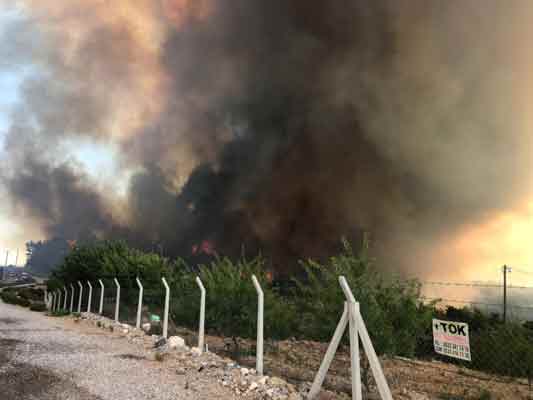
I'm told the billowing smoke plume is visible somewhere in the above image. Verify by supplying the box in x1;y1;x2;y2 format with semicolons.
1;1;532;275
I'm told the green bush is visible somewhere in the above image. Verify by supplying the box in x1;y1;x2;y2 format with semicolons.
18;288;44;302
0;291;19;305
30;302;48;312
17;297;31;307
291;238;432;356
0;291;31;307
170;255;297;340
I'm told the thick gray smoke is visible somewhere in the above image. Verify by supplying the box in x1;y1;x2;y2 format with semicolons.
1;1;532;274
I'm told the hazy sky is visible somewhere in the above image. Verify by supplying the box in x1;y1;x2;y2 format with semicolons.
0;6;24;263
0;5;122;264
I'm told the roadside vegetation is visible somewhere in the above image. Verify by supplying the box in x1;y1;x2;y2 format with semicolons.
0;287;45;310
46;239;533;380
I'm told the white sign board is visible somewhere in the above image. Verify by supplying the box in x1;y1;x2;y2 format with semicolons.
432;319;471;361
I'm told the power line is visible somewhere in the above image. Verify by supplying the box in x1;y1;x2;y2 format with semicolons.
421;296;533;310
420;280;533;289
509;267;533;276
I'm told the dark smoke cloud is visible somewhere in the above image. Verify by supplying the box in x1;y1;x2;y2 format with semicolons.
4;157;113;240
1;1;532;275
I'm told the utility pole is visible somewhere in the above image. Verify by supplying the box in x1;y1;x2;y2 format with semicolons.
3;250;9;281
502;265;512;323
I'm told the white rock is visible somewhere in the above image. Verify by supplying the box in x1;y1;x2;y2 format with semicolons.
409;393;430;400
190;347;202;356
168;335;186;349
248;382;258;391
241;368;250;376
258;376;268;385
269;377;286;386
142;323;151;333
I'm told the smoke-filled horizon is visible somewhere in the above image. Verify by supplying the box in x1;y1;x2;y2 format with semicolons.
1;1;532;276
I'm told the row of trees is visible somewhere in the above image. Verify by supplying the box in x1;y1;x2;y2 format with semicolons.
48;239;430;356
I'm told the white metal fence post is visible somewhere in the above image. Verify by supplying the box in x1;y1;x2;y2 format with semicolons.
162;277;170;339
354;310;393;400
339;277;362;400
308;302;349;399
77;281;83;313
308;277;393;400
196;276;206;352
340;277;394;400
70;284;74;312
114;278;120;323
136;277;143;330
251;275;264;376
63;286;68;310
87;281;92;313
98;279;104;315
51;292;56;311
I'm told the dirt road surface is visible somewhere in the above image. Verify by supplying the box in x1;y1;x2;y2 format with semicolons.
0;300;241;400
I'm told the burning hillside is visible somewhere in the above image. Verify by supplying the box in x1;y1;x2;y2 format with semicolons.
1;1;533;276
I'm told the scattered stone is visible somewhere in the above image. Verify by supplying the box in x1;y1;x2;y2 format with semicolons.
190;347;202;356
168;335;186;349
154;337;167;348
408;392;429;400
269;377;286;386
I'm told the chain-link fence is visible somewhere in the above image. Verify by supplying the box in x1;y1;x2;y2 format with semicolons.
50;274;533;399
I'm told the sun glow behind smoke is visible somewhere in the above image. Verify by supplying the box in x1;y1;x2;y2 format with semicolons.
427;200;533;284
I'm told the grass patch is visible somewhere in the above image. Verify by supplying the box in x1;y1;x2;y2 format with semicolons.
29;302;47;312
48;310;70;317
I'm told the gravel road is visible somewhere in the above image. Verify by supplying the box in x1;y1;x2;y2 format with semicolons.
0;300;241;400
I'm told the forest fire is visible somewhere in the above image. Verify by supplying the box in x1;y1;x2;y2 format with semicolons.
192;240;216;256
1;1;533;278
